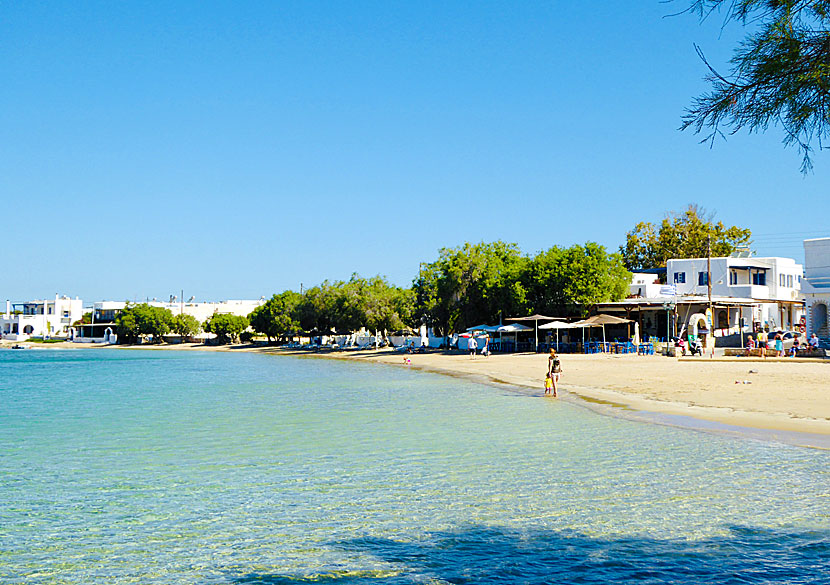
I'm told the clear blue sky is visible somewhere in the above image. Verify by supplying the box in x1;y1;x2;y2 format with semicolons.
2;1;826;302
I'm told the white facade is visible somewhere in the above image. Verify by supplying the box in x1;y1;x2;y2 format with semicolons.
90;299;265;324
802;237;830;344
666;256;804;330
1;294;84;341
628;273;664;299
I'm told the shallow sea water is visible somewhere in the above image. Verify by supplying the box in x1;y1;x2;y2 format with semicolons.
1;349;829;584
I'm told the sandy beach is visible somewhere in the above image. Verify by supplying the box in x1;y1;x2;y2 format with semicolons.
8;340;830;439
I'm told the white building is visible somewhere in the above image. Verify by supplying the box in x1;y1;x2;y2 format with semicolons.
1;294;84;341
596;255;805;348
628;272;664;299
666;256;804;331
74;298;265;342
802;237;830;345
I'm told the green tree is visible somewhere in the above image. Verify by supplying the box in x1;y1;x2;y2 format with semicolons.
523;243;630;317
295;282;339;335
115;303;174;344
72;312;92;326
620;205;752;271
248;291;302;343
203;313;250;344
414;242;528;335
171;313;201;341
681;0;830;171
345;275;415;333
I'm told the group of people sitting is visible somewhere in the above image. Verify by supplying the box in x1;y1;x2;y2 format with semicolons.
745;331;821;357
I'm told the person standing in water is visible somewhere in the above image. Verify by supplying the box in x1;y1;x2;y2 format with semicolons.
547;349;561;397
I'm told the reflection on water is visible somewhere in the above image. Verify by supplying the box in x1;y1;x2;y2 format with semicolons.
1;350;829;584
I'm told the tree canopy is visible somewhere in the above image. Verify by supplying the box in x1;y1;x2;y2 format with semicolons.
115;303;174;344
413;241;630;334
249;291;303;342
296;275;414;335
523;243;631;317
620;204;752;271
204;313;249;344
681;0;830;171
413;242;529;336
171;313;202;341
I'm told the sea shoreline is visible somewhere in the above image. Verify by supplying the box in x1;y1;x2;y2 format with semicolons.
7;340;830;446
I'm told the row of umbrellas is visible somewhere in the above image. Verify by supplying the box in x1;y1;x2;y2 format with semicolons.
467;313;632;350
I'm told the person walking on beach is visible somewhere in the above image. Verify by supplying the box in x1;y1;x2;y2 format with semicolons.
547;349;561;397
468;336;477;358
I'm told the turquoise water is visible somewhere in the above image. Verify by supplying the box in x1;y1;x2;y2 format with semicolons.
1;349;829;584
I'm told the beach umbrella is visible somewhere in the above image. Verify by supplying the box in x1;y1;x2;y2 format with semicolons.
538;320;574;351
496;322;533;351
465;324;500;333
575;314;632;350
505;314;557;352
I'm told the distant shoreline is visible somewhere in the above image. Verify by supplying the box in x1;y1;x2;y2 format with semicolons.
7;340;830;447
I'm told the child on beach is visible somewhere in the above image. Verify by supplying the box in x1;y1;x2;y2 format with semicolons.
544;373;557;397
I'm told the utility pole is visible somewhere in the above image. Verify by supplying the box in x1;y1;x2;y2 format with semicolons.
707;235;714;358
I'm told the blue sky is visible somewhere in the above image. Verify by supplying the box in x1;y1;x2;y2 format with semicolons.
2;1;826;302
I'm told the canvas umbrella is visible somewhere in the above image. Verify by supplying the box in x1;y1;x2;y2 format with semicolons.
495;322;533;351
505;314;557;352
574;314;632;350
538;320;574;351
465;324;500;333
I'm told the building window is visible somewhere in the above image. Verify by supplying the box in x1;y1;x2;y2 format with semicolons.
698;272;709;286
729;271;738;285
673;272;686;284
753;271;766;286
787;274;793;287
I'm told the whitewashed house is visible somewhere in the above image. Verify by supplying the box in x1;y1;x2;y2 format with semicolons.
666;256;804;332
595;255;804;347
802;237;830;345
1;295;84;341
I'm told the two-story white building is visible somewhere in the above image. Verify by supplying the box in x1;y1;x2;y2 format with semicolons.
595;255;804;347
802;237;830;345
666;256;804;332
1;295;84;341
